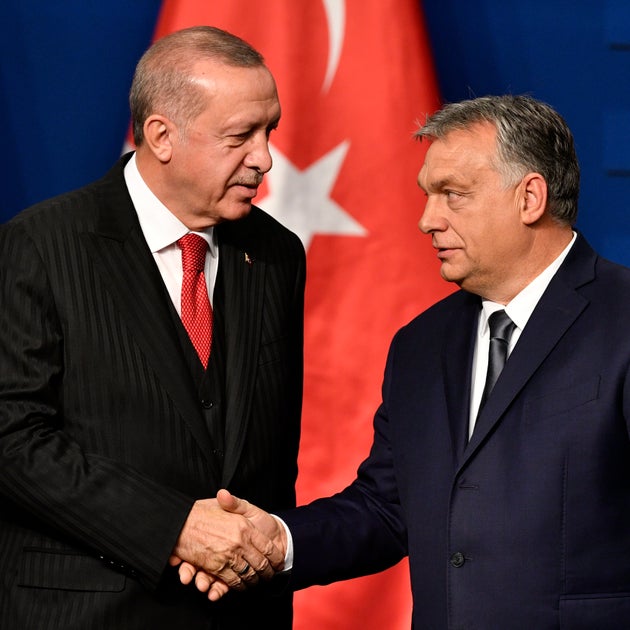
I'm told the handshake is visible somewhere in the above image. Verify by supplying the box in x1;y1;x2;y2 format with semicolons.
169;489;288;601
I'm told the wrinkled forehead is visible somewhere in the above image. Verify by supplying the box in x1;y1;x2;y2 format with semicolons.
418;126;498;190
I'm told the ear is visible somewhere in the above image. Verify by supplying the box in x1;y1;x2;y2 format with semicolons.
520;172;548;226
142;115;176;163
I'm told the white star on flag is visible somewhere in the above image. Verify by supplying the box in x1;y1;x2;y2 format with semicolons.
258;141;367;250
126;2;442;628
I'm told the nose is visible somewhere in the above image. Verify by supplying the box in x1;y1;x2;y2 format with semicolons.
243;132;273;174
418;194;447;234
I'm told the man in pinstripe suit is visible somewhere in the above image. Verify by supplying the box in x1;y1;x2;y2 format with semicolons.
0;26;304;629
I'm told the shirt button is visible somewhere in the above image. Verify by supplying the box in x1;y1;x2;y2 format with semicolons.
201;399;214;409
450;552;466;568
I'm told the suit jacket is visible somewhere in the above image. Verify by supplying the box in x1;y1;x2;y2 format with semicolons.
0;156;305;629
280;234;630;629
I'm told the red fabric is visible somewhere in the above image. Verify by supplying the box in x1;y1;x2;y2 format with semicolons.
152;2;453;627
178;234;212;368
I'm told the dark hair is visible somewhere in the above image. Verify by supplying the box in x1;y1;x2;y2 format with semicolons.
416;95;580;225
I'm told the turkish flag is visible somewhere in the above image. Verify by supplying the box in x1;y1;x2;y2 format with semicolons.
152;1;451;627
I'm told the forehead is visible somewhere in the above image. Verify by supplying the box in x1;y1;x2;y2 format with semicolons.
193;60;280;115
418;123;498;189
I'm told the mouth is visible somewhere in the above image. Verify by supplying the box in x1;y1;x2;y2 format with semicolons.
230;182;260;200
230;176;263;199
434;245;458;260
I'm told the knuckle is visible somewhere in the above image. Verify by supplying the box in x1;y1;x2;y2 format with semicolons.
262;540;276;556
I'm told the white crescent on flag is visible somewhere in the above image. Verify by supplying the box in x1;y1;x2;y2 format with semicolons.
258;0;367;250
139;2;445;627
321;0;345;93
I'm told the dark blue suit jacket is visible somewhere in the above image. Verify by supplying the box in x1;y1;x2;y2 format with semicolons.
281;234;630;629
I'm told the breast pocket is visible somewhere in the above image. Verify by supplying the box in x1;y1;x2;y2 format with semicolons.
523;376;600;425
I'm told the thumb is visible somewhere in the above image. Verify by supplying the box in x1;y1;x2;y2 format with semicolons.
216;488;252;515
216;489;267;527
217;489;286;564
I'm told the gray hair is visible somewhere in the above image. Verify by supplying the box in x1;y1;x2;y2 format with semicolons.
415;95;580;225
129;26;265;146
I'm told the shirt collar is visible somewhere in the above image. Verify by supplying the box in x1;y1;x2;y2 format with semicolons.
123;153;217;256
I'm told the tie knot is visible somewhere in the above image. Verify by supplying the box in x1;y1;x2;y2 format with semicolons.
488;309;516;343
178;233;208;272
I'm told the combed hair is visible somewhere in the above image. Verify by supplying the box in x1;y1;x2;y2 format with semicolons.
129;25;265;146
415;95;580;225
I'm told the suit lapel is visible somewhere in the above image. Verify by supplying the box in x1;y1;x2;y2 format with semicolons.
216;221;266;487
443;293;480;463
461;235;595;467
81;159;219;477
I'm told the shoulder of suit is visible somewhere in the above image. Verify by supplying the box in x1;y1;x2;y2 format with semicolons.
396;289;477;337
218;204;305;258
6;158;129;235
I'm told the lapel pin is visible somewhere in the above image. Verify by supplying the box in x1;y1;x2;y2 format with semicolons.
244;252;254;266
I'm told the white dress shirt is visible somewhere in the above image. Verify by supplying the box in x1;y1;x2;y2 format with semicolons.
280;232;578;568
469;232;577;436
123;153;219;313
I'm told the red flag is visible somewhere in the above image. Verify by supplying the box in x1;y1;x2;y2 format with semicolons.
152;2;451;627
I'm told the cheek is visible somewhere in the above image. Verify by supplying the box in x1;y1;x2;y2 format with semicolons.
219;154;248;182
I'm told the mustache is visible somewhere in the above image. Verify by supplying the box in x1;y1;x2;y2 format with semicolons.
231;173;264;187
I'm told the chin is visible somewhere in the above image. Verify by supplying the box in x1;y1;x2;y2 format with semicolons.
220;203;253;222
439;265;457;282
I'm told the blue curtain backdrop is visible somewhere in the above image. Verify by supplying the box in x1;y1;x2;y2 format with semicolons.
1;0;628;266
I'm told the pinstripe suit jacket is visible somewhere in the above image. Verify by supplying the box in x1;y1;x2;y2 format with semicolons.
0;155;305;629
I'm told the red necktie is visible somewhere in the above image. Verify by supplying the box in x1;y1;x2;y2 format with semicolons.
177;233;212;368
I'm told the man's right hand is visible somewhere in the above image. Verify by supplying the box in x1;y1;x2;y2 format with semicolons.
171;490;288;601
171;494;285;595
216;489;288;554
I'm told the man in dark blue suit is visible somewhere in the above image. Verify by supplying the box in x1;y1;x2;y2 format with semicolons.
183;95;630;629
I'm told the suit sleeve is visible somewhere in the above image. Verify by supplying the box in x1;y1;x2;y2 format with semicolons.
278;335;408;589
0;220;193;588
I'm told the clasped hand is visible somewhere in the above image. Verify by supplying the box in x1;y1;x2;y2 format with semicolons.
170;489;287;601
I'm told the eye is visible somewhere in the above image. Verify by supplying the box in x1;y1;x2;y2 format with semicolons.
225;131;251;147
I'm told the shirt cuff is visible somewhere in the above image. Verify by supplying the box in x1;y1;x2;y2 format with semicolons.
272;515;294;571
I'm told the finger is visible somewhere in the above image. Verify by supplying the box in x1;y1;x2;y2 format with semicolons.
216;488;241;512
219;563;249;591
216;489;285;574
208;580;231;602
178;561;197;585
216;489;260;519
195;571;213;593
234;559;260;585
228;549;273;582
168;554;182;567
246;526;285;575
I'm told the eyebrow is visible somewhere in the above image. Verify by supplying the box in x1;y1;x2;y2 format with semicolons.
431;177;454;190
225;115;280;135
420;176;459;193
437;170;482;191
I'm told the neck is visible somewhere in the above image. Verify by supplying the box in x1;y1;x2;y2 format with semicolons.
480;226;574;304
